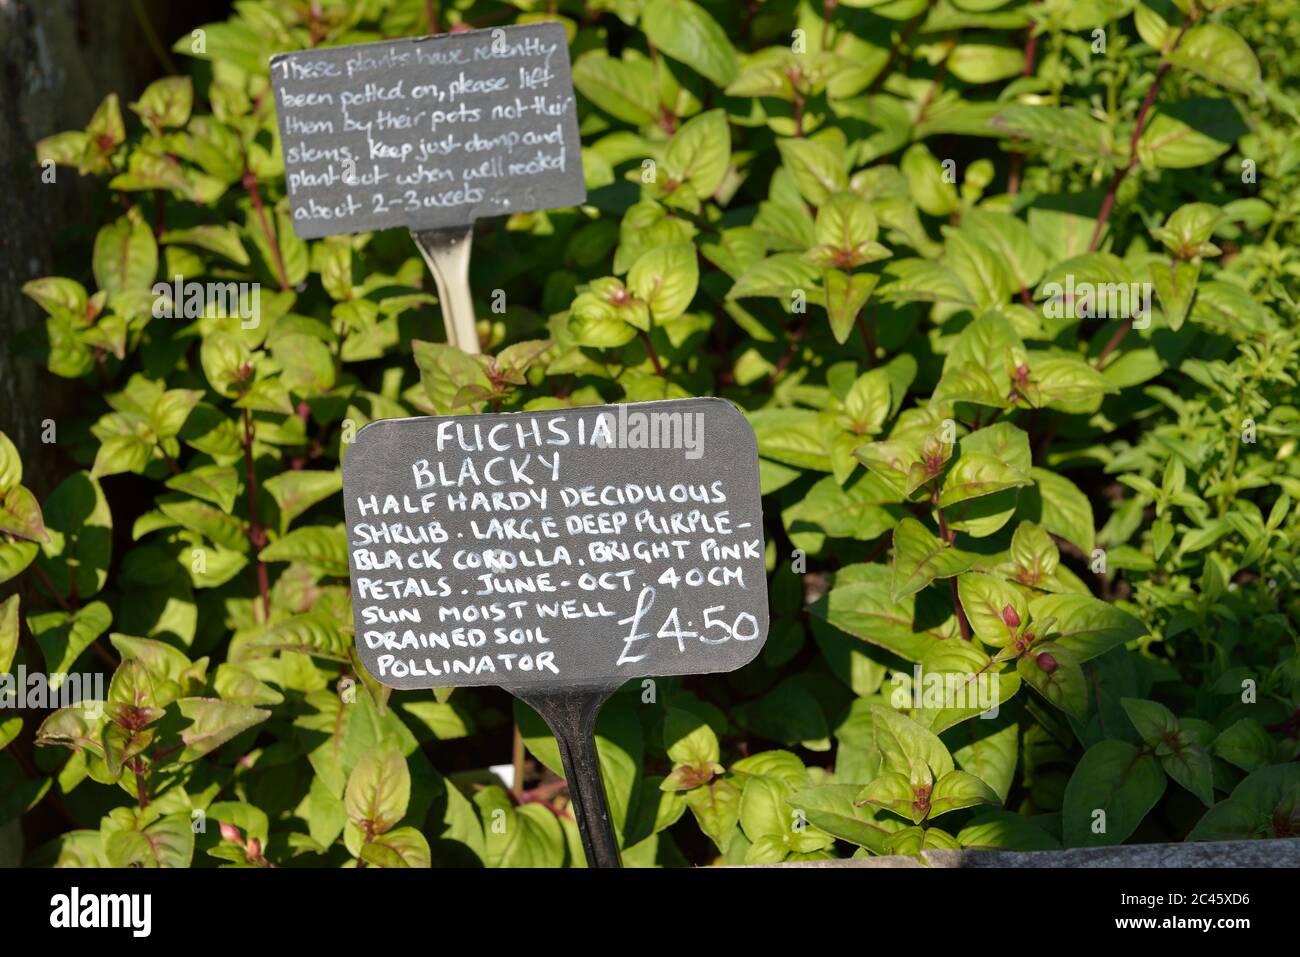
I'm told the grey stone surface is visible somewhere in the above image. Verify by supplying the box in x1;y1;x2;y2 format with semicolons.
755;839;1300;868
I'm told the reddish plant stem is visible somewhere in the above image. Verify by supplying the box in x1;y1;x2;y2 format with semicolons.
29;563;71;613
639;329;665;377
933;494;973;641
242;169;289;291
857;308;876;368
915;54;950;126
867;11;925;94
132;757;149;809
306;1;326;46
822;0;836;50
510;726;525;800
769;313;808;386
1093;318;1134;370
519;777;570;802
1085;14;1195;369
9;744;83;828
1008;5;1041;195
241;408;272;623
1088;13;1195;254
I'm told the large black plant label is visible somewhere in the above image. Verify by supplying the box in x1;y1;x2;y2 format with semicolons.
342;399;769;690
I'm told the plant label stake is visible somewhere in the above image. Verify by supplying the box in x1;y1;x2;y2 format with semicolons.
270;22;587;355
411;226;476;352
340;399;769;867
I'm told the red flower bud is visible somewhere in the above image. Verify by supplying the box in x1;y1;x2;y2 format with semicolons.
1035;652;1058;673
220;822;243;844
1001;604;1021;628
247;837;262;860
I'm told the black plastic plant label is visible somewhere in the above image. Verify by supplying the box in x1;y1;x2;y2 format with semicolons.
342;398;769;690
270;21;586;239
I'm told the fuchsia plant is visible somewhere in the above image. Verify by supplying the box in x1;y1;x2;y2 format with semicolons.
0;0;1296;867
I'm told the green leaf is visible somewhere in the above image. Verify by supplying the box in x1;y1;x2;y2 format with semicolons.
199;331;252;399
815;192;880;251
822;270;879;344
1008;521;1059;585
129;76;193;131
1186;765;1299;842
413;341;492;414
641;0;739;88
0;486;45;543
991;104;1115;162
870;705;954;782
929;769;1000;817
161;224;249;266
1062;740;1165;847
104;812;195;868
0;595;18;675
28;602;112;685
777;138;848;207
572;50;659;126
953;724;1019;805
961;210;1049;292
891;517;976;600
263;469;342;528
1212;719;1276;773
728;253;820;302
1017;642;1088;719
958;809;1061;851
259;524;347;577
362;826;431;868
0;433;23;489
664;707;721;768
948;43;1024;83
957;572;1026;647
1119;698;1213;806
739;775;792;842
1137;99;1246;169
1119;697;1179;746
474;785;566;867
628;242;698;322
1022;468;1095;553
685;777;742;853
248;612;350;662
1166;24;1261;96
747;408;832;472
93;215;157;295
783;472;903;550
1030;593;1146;661
1151;202;1222;258
901;143;959;217
157;498;247;552
345;745;411;833
165;465;239;513
174;698;270;762
0;540;38;586
786;785;895;853
662;109;731;201
812;563;948;663
939;450;1031;510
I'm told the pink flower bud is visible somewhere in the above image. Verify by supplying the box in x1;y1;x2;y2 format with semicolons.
1001;604;1021;628
220;822;243;844
247;837;262;859
1035;652;1058;673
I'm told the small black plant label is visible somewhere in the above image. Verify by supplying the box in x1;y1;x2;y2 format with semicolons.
342;398;769;690
270;22;586;240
